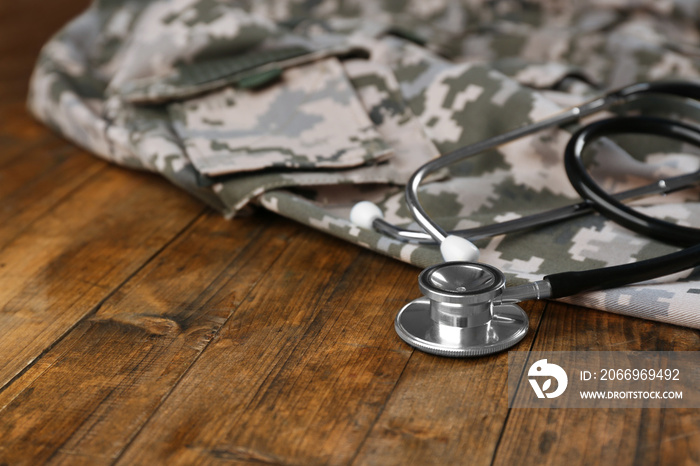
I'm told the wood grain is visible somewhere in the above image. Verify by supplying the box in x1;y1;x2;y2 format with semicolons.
0;166;204;387
0;211;299;464
115;235;404;464
1;2;699;465
351;301;546;466
493;302;700;466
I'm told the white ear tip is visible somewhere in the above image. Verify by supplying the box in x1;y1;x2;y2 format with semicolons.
440;235;480;262
350;201;384;229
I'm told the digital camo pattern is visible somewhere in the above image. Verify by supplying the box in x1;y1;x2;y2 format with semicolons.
29;0;700;328
169;58;392;175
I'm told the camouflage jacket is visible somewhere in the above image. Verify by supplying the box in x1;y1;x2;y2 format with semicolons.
29;0;700;328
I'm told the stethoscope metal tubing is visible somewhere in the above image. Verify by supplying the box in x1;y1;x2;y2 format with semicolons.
377;171;700;245
404;86;642;243
404;81;699;244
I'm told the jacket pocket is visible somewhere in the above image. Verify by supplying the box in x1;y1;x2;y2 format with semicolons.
167;57;392;176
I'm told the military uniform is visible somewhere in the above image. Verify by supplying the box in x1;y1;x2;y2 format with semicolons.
29;0;700;327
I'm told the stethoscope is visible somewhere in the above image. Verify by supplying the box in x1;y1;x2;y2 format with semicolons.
350;81;700;357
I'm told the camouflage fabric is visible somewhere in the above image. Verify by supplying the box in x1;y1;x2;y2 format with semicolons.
29;0;700;329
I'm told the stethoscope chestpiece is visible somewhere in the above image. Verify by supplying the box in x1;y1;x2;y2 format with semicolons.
395;262;529;357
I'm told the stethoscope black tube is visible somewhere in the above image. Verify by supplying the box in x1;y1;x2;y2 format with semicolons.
549;115;700;299
564;116;700;247
618;81;700;102
544;243;700;299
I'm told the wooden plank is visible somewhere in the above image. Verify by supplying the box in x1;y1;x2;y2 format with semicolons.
0;0;90;100
113;236;417;464
492;302;700;466
189;253;417;464
348;300;546;466
0;211;300;464
0;0;120;256
0;102;55;159
0;144;106;252
0;165;204;389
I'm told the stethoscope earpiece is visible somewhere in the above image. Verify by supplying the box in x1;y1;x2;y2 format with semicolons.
349;201;383;230
439;235;480;262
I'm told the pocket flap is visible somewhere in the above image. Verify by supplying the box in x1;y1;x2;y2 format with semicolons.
168;57;393;176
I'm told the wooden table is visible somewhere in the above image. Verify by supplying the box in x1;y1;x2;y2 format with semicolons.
1;2;698;464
